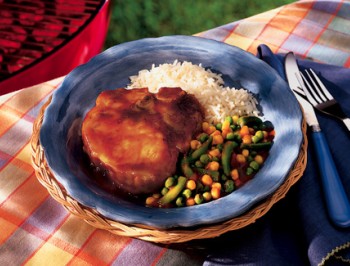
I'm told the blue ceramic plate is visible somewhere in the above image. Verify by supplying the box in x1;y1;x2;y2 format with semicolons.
40;36;303;229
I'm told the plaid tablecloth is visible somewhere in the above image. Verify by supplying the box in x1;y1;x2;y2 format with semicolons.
1;1;349;265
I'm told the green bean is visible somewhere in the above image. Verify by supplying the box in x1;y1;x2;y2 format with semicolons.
237;116;263;128
158;176;187;206
222;141;238;176
189;136;212;162
181;157;195;178
241;142;272;150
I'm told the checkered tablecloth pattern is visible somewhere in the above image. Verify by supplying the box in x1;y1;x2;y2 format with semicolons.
1;1;349;265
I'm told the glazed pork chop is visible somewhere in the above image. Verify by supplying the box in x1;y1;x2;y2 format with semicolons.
82;87;204;194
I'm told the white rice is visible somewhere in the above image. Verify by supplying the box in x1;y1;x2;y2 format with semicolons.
127;60;259;123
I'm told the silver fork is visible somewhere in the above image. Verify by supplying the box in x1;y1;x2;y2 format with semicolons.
297;69;350;131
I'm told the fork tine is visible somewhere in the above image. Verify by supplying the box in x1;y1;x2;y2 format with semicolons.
309;69;334;100
305;70;327;102
299;71;319;106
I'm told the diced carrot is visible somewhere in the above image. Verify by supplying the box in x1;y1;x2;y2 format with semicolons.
206;161;220;171
186;197;195;206
254;155;264;165
230;169;239;180
211;187;221;199
201;174;213;186
242;134;252;144
240;125;250;136
212;182;222;189
236;154;246;164
186;179;196;190
242;149;249;157
213;134;224;145
208;148;221;158
190;140;201;150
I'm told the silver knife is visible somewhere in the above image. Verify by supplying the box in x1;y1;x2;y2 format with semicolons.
285;52;350;228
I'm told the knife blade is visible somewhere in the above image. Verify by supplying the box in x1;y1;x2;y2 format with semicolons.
285;52;350;228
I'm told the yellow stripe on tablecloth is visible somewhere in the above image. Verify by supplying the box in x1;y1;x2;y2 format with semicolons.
14;142;32;167
0;161;33;204
25;242;74;266
224;33;254;51
51;215;96;249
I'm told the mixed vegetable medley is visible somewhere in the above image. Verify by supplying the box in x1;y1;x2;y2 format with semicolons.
145;115;275;208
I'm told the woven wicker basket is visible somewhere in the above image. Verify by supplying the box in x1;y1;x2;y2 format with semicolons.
31;97;308;244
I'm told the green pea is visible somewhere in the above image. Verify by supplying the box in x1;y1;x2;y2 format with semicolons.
224;180;235;193
200;154;211;164
197;133;209;143
225;116;233;125
195;160;204;168
226;132;235;140
216;122;222;130
182;188;192;199
161;187;169;195
194;194;204;205
221;174;228;182
165;177;175;188
246;167;254;175
250;161;260;171
176;196;185;207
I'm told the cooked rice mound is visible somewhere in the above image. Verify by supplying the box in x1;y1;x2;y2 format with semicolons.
127;60;259;123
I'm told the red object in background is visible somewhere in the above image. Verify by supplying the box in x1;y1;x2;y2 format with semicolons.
0;0;111;95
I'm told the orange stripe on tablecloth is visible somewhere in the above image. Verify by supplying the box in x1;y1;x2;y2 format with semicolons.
0;217;18;245
0;173;49;227
302;0;344;58
271;3;313;52
68;229;132;265
106;237;133;265
151;246;168;266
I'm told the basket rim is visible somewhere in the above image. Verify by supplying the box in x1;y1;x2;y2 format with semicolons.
31;96;308;244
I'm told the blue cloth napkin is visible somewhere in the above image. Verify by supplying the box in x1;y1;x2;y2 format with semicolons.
199;45;350;266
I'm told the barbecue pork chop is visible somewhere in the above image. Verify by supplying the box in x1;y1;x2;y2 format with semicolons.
82;87;204;194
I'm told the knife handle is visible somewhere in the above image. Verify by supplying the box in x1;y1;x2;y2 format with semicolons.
312;131;350;228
